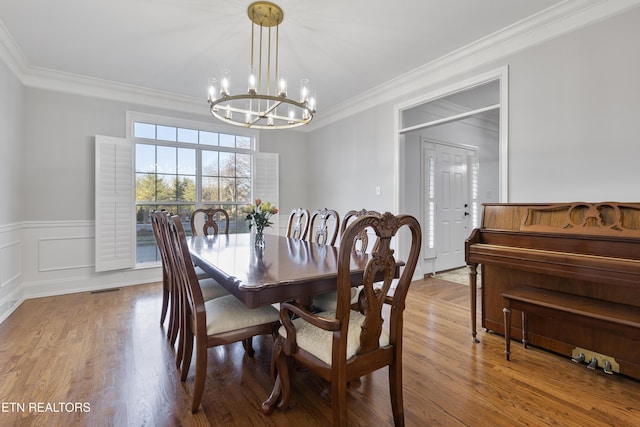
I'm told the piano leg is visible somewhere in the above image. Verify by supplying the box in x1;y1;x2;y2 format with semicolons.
503;305;512;361
521;311;528;349
469;264;480;343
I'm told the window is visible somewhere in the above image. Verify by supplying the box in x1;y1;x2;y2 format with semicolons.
129;113;257;264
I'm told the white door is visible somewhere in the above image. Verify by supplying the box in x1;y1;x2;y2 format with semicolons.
433;143;471;272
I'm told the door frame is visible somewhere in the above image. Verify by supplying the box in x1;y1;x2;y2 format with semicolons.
393;66;509;277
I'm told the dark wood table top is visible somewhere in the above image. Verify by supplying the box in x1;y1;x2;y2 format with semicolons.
189;233;370;308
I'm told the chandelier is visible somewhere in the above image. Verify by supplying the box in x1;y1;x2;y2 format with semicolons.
207;2;316;130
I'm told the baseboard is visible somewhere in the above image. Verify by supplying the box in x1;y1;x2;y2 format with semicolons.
0;285;25;325
21;268;161;299
0;267;161;325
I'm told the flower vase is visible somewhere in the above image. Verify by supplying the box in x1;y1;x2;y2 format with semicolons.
254;227;265;248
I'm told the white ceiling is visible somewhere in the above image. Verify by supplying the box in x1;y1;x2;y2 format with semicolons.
0;0;567;114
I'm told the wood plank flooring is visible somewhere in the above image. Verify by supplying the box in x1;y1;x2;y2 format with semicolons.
1;277;639;426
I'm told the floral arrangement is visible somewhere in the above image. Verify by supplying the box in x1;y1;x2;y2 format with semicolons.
245;199;279;233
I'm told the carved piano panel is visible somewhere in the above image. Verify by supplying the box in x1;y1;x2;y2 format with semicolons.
466;202;640;379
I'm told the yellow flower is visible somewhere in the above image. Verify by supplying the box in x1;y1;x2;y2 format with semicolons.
245;199;278;231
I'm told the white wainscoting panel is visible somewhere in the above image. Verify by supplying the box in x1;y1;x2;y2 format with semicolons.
38;236;93;272
1;240;21;287
0;223;24;324
0;220;162;325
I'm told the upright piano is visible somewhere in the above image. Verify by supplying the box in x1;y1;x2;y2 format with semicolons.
465;202;640;379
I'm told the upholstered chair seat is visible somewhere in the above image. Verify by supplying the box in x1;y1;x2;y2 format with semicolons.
204;295;280;336
199;277;231;301
278;309;389;365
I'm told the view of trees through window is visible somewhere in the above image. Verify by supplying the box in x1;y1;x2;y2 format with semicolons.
132;119;255;264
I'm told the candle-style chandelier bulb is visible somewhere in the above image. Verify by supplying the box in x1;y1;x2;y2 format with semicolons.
278;71;287;97
208;78;217;103
308;90;317;112
300;78;310;104
220;69;231;96
248;67;257;94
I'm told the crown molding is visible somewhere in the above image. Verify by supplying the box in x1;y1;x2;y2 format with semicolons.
0;20;208;116
21;66;208;116
307;0;640;131
0;19;28;79
2;0;640;130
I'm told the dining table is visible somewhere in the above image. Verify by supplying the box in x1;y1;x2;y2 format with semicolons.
188;232;378;309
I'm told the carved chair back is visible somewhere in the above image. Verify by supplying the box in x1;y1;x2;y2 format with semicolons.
286;208;310;240
190;208;229;237
308;208;340;246
340;209;381;253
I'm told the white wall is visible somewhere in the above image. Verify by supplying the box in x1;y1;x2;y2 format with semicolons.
0;57;24;321
2;5;640;322
304;6;640;214
505;7;640;202
0;54;23;224
0;89;246;321
305;105;396;215
259;130;313;231
0;86;315;322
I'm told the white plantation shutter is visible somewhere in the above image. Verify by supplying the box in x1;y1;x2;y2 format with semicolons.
254;153;279;235
95;135;135;272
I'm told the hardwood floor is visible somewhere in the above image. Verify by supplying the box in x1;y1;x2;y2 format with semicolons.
1;277;639;426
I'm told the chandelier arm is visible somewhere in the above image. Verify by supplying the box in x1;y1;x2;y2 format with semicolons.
251;20;255;74
275;24;279;94
267;25;272;97
262;99;282;116
258;23;263;112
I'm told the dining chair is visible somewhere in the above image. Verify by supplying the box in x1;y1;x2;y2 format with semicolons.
168;215;281;413
156;211;229;354
312;209;381;312
262;212;422;426
190;208;230;280
190;207;230;237
286;208;310;240
339;208;381;251
150;210;174;332
308;208;340;246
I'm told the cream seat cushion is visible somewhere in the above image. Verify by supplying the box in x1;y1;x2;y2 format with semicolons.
199;277;230;301
278;310;389;365
194;266;209;280
312;288;358;312
204;295;280;335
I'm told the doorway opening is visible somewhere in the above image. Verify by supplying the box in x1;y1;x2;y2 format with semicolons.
394;67;508;277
